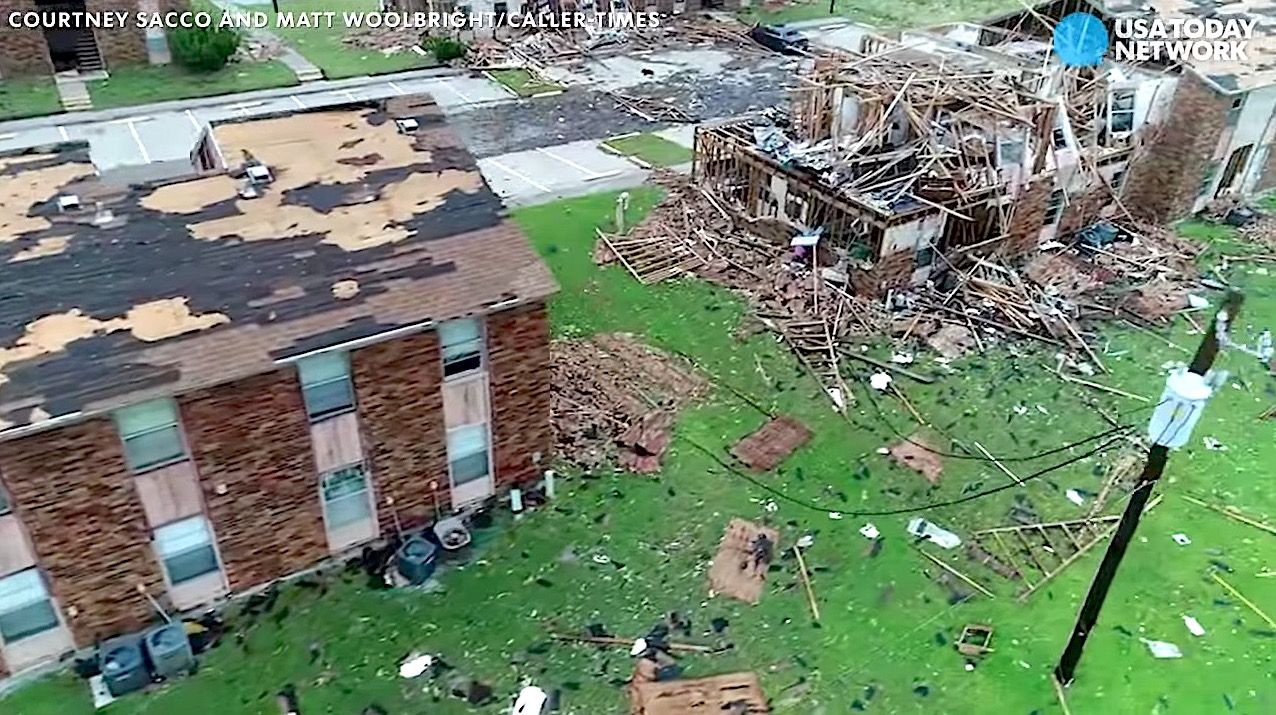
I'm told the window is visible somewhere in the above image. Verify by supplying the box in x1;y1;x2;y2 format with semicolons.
1111;171;1126;192
155;517;220;585
298;352;355;421
321;465;372;529
1043;189;1065;226
447;424;490;486
0;486;10;516
1052;127;1068;149
439;319;483;377
115;399;186;472
1109;90;1135;133
0;569;59;643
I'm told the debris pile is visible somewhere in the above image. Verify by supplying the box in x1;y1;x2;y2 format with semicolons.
551;333;709;473
343;24;424;54
234;35;287;63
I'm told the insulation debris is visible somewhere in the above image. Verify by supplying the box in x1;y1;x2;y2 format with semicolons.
708;519;778;605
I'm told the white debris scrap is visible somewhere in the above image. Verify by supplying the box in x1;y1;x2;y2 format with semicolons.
512;686;549;715
891;352;915;364
1140;638;1183;659
1065;489;1085;506
906;518;962;549
869;372;893;391
1187;294;1210;309
1203;437;1227;451
796;534;815;549
630;638;648;656
859;523;880;540
1183;615;1206;637
399;653;435;678
1171;533;1192;546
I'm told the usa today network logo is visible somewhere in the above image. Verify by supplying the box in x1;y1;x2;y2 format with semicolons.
1053;12;1253;66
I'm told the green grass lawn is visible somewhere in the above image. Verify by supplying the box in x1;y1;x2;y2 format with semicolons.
744;0;1022;28
3;190;1274;715
86;61;297;110
0;78;62;121
270;0;433;79
488;68;563;98
602;133;693;167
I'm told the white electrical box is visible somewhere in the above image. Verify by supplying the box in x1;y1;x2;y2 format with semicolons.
1147;369;1212;448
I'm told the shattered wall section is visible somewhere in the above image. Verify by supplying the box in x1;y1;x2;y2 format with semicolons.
1002;178;1051;258
1123;70;1231;223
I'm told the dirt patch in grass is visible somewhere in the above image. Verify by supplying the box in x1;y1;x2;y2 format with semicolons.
552;333;709;471
630;671;769;714
731;415;811;471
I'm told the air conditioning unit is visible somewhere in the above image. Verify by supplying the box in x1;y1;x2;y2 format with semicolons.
246;164;273;186
396;535;440;585
56;194;81;212
100;636;149;697
145;623;194;679
394;118;419;134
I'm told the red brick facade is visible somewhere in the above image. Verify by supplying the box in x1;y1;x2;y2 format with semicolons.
352;330;449;533
489;303;552;490
0;0;55;76
0;0;189;77
0;420;163;646
0;304;551;674
181;369;328;592
1002;178;1051;259
1123;70;1232;223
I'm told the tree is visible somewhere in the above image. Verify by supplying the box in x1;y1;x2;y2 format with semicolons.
168;25;242;72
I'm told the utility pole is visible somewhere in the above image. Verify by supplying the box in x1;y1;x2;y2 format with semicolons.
1054;291;1243;686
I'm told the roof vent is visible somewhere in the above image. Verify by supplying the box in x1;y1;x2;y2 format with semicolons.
395;118;420;134
246;164;273;186
56;194;81;212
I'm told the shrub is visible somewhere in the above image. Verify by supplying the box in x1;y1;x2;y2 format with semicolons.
425;36;467;63
168;25;241;72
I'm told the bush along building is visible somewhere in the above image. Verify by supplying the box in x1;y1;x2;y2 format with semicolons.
691;0;1276;295
0;94;556;678
0;0;186;77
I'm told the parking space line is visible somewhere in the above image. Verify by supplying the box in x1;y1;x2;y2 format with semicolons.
58;126;69;141
535;147;604;178
436;80;475;105
387;81;406;96
485;158;552;193
126;120;151;163
291;95;307;109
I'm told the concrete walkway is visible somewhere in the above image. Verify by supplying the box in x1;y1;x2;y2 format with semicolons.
52;72;92;113
206;0;323;83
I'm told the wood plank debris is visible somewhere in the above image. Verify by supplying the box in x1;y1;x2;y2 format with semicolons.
630;672;769;715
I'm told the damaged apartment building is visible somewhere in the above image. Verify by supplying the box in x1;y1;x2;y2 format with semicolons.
0;95;556;678
693;0;1276;293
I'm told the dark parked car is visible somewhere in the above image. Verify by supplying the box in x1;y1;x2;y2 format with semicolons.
750;24;810;55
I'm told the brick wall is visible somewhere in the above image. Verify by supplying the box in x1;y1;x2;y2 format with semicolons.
353;330;450;531
0;0;54;76
488;303;552;490
86;0;148;68
1002;178;1051;259
0;420;162;646
1058;187;1107;237
1123;70;1231;222
181;370;327;592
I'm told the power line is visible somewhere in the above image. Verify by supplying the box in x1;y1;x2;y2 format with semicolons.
688;433;1130;518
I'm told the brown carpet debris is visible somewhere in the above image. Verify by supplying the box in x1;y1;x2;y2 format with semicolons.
708;519;778;605
888;436;944;484
731;416;811;471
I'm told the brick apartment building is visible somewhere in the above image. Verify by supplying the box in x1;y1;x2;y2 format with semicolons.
0;94;557;677
0;0;184;77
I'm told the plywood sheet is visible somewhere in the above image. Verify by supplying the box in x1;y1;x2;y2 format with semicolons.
708;518;778;605
630;672;769;715
730;416;811;471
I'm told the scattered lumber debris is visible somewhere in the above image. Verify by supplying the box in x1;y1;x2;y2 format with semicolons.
708;519;778;605
956;624;995;657
731;416;811;471
550;632;716;654
607;91;697;123
551;333;709;472
888;435;944;484
630;672;769;715
343;24;423;54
